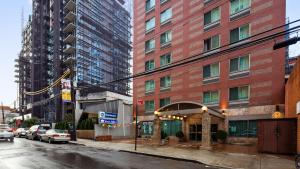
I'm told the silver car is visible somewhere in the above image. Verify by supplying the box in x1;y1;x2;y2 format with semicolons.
14;128;28;137
40;129;70;144
0;124;14;142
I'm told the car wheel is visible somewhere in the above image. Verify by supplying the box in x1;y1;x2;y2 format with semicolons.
296;155;300;169
10;137;14;142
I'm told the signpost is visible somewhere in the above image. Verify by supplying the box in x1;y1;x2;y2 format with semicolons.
135;99;144;151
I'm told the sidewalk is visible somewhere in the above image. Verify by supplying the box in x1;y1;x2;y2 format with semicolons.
70;139;295;169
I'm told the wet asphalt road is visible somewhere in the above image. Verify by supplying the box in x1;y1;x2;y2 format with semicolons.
0;138;222;169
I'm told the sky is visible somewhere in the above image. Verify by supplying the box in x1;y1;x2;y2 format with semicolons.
0;0;299;107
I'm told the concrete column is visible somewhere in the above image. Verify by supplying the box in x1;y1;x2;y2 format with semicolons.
182;118;187;141
152;116;161;145
201;112;212;150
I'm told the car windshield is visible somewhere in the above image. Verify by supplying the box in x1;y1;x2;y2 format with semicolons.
54;129;66;133
39;126;51;130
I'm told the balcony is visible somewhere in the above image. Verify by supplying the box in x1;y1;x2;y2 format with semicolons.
63;45;76;54
64;11;76;22
63;22;76;33
64;0;76;11
63;34;76;44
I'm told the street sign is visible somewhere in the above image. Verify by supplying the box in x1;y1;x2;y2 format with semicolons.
99;119;118;125
61;79;71;102
98;111;118;125
137;99;144;105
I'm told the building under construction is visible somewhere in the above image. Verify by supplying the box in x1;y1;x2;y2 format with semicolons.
16;0;132;123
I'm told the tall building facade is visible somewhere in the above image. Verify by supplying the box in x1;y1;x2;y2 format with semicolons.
31;0;51;121
133;0;286;143
48;0;65;122
15;16;32;116
64;0;132;95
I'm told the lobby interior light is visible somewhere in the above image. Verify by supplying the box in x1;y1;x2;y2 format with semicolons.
168;115;172;118
172;116;176;119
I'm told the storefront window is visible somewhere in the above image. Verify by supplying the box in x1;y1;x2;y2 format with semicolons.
141;121;153;135
229;120;257;137
161;120;182;137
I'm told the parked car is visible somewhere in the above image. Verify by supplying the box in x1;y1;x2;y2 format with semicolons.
0;124;14;142
26;124;51;140
14;128;28;137
40;129;70;144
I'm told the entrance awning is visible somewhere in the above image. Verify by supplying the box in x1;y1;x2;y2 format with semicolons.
155;101;225;119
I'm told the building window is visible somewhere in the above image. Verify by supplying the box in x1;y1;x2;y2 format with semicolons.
230;0;251;15
160;30;172;47
160;76;171;90
141;121;153;135
204;7;220;26
145;17;155;33
204;35;220;51
230;55;250;73
146;0;155;12
161;120;182;137
145;60;155;71
229;85;249;101
203;62;220;79
160;53;172;67
145;100;155;112
160;97;171;107
229;120;257;137
160;8;172;24
230;24;250;43
145;80;155;93
145;39;155;53
203;91;219;104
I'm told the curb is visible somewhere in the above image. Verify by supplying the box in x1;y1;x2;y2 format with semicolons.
68;142;86;146
119;150;230;169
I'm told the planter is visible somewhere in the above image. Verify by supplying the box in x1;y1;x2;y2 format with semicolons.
95;135;112;141
168;136;179;146
76;130;95;139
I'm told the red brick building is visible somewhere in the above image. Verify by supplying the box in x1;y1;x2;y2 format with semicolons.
285;57;300;152
133;0;286;144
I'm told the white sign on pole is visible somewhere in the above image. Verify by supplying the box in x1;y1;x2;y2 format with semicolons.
297;101;300;114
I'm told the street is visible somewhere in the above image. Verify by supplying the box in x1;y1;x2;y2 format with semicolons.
0;138;222;169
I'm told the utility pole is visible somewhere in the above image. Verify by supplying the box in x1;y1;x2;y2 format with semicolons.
65;57;77;141
1;102;4;124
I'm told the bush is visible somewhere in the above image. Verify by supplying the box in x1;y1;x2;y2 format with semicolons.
175;131;184;139
161;131;168;139
216;130;227;143
77;118;94;130
55;121;69;130
23;118;38;128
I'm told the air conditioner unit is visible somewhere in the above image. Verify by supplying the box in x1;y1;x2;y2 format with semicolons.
297;101;300;114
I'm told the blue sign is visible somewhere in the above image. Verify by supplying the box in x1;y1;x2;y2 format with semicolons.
105;112;118;119
99;119;118;125
98;111;118;125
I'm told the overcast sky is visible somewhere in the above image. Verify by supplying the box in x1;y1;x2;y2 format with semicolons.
0;0;299;107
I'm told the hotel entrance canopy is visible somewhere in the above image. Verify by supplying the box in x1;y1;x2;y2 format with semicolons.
155;101;225;119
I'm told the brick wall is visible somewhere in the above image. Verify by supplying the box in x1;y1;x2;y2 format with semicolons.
285;57;300;152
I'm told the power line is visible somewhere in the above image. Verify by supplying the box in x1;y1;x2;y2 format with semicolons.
25;69;71;95
77;19;300;90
